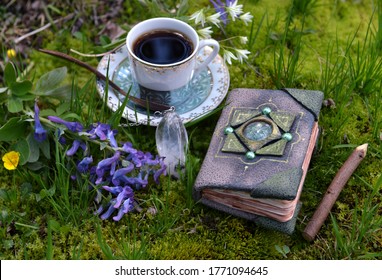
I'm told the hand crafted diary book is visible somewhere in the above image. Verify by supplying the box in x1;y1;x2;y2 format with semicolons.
193;88;324;234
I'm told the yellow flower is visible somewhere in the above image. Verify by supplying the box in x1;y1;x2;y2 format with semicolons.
7;49;16;59
2;151;20;170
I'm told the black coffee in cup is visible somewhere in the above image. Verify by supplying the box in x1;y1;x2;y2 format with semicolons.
133;30;193;65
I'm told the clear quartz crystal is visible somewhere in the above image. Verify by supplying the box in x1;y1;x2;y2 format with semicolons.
155;111;188;178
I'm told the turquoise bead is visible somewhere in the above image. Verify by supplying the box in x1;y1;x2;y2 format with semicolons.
282;132;293;141
224;126;234;134
246;151;256;159
262;107;272;115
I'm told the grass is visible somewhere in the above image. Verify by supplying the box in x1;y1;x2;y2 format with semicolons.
330;174;382;259
0;0;381;260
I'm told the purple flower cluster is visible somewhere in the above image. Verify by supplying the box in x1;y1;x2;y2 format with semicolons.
33;102;167;221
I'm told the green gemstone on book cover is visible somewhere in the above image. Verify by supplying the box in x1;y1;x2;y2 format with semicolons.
282;132;293;141
269;111;296;132
221;133;247;153
246;151;256;159
256;139;288;156
224;126;234;134
262;107;272;115
230;109;261;127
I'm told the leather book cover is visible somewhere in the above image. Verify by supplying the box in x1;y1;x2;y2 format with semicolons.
193;88;324;234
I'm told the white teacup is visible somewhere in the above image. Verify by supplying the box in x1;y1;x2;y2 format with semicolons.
126;17;220;93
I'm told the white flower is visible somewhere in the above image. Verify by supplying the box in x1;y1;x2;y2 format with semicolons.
223;49;237;65
240;12;253;25
240;36;248;44
226;0;243;21
207;12;221;27
190;9;206;26
235;49;250;63
197;27;213;39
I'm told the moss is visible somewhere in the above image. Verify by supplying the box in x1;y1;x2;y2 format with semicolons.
1;0;382;260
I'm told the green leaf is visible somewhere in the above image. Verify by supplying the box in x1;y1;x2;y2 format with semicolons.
26;162;45;171
73;31;86;41
41;84;73;99
17;93;37;101
27;133;40;163
0;189;8;201
20;182;32;199
4;63;17;86
7;96;23;113
34;67;67;95
56;102;71;116
39;186;55;200
13;139;30;165
48;219;61;232
39;108;57;117
0;117;27;141
39;138;51;159
3;239;14;250
10;80;33;96
60;112;82;121
100;35;111;46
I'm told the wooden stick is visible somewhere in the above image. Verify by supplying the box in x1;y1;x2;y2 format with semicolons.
14;14;74;44
302;143;368;242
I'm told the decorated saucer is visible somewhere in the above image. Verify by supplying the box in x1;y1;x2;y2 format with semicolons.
96;45;230;126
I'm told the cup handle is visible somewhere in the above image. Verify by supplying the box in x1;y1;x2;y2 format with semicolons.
193;39;220;77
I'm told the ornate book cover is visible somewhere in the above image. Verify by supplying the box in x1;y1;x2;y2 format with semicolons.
193;88;324;234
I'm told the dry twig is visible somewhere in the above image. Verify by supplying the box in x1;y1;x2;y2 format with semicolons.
14;13;75;44
302;143;368;242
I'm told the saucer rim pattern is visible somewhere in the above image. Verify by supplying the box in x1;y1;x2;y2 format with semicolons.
96;45;230;126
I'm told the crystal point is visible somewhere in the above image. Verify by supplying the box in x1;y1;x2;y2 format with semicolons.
155;111;188;178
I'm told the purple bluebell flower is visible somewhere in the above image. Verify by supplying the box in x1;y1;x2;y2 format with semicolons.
95;204;104;215
77;156;93;173
48;116;83;132
122;142;137;154
58;135;66;145
113;198;134;221
96;151;121;178
154;158;167;184
87;123;111;140
33;102;47;142
100;200;117;220
114;175;148;188
94;123;109;140
114;186;134;209
102;185;123;195
66;139;84;156
134;172;149;190
111;165;135;185
128;151;158;168
107;129;118;148
210;0;228;25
